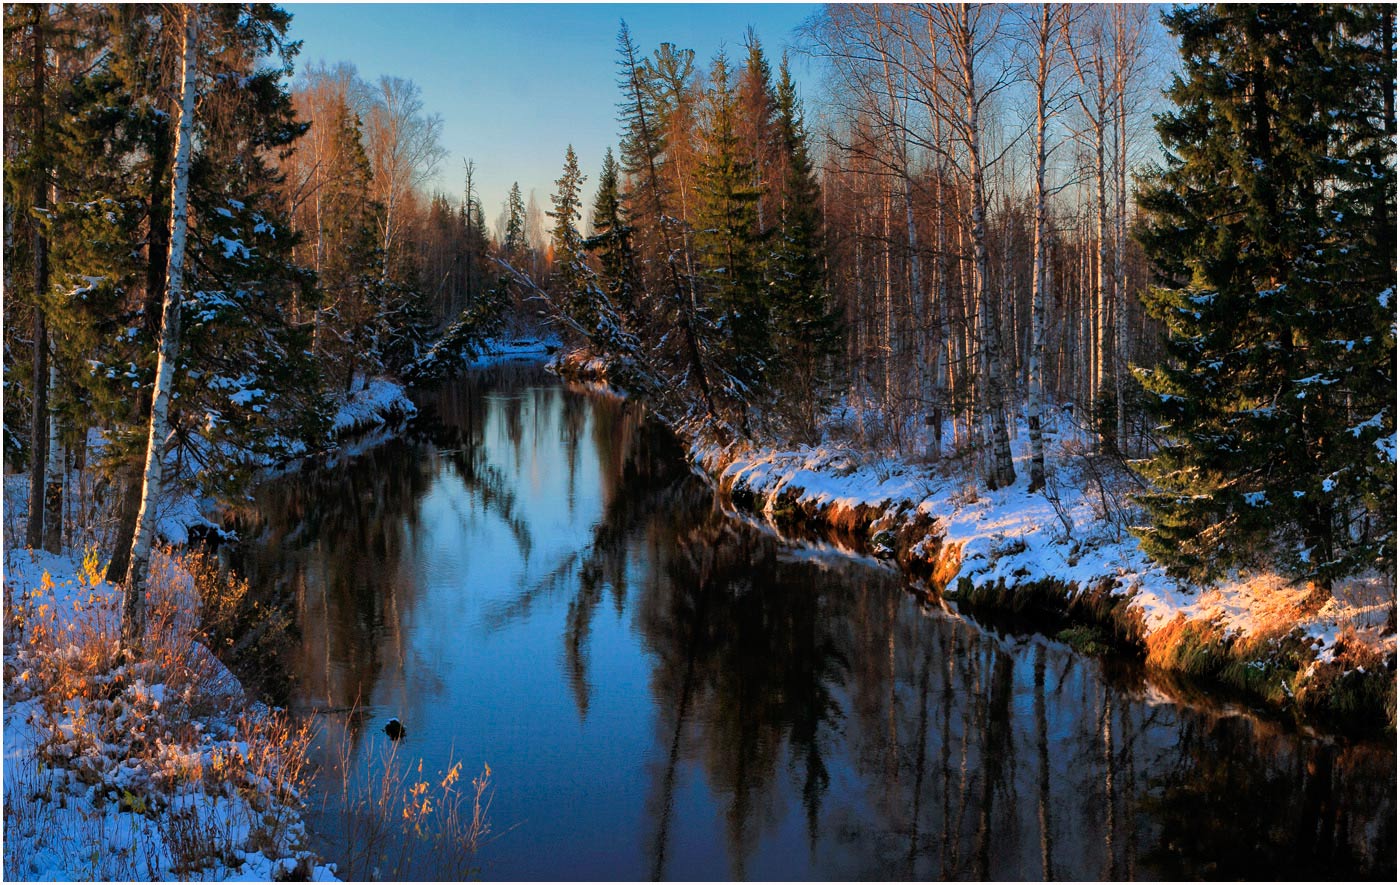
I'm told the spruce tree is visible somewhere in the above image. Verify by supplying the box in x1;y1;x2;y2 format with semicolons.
549;145;590;326
769;54;841;440
614;21;718;420
503;181;527;261
1134;4;1396;592
695;49;769;414
737;28;779;234
586;146;638;321
548;145;642;374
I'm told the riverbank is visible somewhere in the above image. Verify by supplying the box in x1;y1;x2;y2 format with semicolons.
549;348;1397;735
1;336;557;880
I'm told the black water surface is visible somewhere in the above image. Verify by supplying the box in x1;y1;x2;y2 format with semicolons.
231;363;1396;881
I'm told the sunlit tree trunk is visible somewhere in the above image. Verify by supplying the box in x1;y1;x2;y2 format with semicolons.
1027;3;1063;493
957;16;1015;489
43;351;63;552
122;5;198;649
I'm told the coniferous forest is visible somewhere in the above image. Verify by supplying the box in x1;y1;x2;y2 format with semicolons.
2;4;1396;882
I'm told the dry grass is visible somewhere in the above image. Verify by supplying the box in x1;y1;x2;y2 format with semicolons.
3;545;319;880
315;730;495;881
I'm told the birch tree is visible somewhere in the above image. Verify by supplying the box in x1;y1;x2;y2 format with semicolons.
365;75;445;283
924;4;1017;489
1065;8;1114;447
121;5;198;649
1022;3;1074;492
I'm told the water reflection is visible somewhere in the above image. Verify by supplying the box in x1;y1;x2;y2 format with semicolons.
233;364;1396;881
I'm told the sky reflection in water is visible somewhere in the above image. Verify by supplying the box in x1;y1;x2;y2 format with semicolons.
234;363;1396;881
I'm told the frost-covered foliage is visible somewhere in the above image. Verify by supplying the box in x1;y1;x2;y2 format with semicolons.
401;282;513;384
2;547;334;881
329;376;417;437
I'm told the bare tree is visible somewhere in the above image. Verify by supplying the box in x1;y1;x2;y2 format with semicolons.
1021;3;1075;491
365;75;446;280
1109;4;1151;450
1064;8;1113;440
922;4;1018;489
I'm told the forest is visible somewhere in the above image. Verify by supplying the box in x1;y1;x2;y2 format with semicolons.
1;2;1396;882
6;4;1393;601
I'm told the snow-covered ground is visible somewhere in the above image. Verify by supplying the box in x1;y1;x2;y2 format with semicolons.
2;546;337;881
462;333;561;368
696;415;1396;677
328;375;417;437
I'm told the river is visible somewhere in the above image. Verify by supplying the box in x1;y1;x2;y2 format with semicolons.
228;362;1396;881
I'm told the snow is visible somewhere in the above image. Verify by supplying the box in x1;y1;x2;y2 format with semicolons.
693;408;1395;672
211;235;249;261
460;334;561;369
2;546;337;881
329;375;416;436
1377;433;1397;463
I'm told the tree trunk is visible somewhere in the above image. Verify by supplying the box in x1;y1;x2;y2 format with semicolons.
42;351;63;552
122;6;198;650
1094;114;1112;449
25;5;50;551
1112;40;1130;452
107;107;173;583
1028;16;1051;494
965;49;1016;490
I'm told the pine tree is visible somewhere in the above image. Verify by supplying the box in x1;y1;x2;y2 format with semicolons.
1134;4;1396;592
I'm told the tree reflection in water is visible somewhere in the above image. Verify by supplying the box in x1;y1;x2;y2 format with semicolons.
236;365;1395;881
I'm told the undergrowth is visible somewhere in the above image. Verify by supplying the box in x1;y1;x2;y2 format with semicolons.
2;546;322;881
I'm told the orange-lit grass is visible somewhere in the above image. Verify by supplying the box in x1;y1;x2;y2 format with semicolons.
3;546;316;878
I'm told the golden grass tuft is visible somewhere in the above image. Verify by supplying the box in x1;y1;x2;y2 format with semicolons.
3;545;318;879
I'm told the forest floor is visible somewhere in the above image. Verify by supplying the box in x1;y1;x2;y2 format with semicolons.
2;535;338;881
0;334;552;880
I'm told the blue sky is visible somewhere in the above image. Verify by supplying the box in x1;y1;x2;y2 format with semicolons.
283;3;822;231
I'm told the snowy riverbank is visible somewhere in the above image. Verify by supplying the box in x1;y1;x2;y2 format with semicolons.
698;430;1396;732
547;346;1395;732
1;339;557;880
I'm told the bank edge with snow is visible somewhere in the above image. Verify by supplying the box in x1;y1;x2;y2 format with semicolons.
696;439;1395;735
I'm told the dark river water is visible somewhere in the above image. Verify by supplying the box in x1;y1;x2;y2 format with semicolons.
231;362;1396;881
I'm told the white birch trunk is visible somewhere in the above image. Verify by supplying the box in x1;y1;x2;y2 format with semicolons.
1027;5;1053;493
122;6;198;648
1112;52;1130;452
957;13;1015;490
